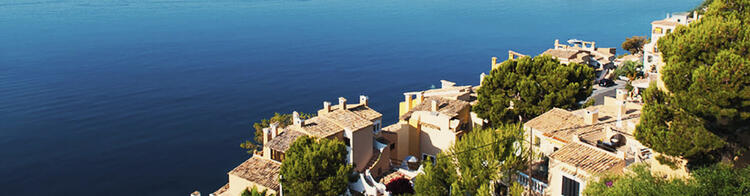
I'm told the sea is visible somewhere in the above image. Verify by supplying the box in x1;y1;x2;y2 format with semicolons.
0;0;701;195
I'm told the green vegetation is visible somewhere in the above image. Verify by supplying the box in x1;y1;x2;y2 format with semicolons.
621;36;647;54
240;112;315;154
635;0;750;167
584;164;750;196
279;136;352;196
613;60;642;81
474;55;595;127
241;186;268;196
413;124;529;195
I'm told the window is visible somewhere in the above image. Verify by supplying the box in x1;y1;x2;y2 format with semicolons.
422;153;436;164
554;147;559;152
666;29;672;34
390;143;395;150
533;136;541;147
647;55;653;63
373;122;381;134
653;27;663;34
343;136;351;147
562;176;580;196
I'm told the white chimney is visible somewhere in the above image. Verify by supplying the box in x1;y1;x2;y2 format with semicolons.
359;95;368;106
404;94;413;110
293;111;304;126
416;92;425;105
270;122;279;138
585;110;599;125
480;73;487;86
616;88;628;101
262;127;271;159
617;101;626;127
693;11;698;20
338;97;347;110
431;100;438;112
491;57;498;68
323;101;331;112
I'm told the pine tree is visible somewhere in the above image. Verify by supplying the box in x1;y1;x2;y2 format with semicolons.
474;55;595;127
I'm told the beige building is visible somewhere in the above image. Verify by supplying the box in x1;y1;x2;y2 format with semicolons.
386;81;475;163
521;89;648;195
643;12;700;90
541;39;616;69
214;95;394;196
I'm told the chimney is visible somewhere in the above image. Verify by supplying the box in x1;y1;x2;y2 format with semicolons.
666;13;670;19
359;95;368;106
616;88;627;101
270;122;279;138
293;111;304;126
693;11;698;20
491;57;498;68
263;127;272;159
585;110;599;125
416;92;424;105
480;73;487;86
591;41;596;49
338;97;347;110
555;39;560;48
405;94;413;110
617;101;626;127
431;100;438;112
323;101;331;113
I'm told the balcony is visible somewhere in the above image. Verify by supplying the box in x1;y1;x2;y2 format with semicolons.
516;171;548;195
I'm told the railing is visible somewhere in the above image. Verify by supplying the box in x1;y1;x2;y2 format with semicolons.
516;171;548;195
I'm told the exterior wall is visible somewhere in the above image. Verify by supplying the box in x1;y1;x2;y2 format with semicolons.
407;119;421;158
524;127;566;157
224;174;277;196
351;126;374;172
370;145;392;178
418;125;457;159
547;161;589;196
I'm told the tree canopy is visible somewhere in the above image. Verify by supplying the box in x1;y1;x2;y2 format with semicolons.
413;124;528;195
474;55;595;127
241;186;269;196
635;0;750;166
584;164;750;196
613;60;642;81
621;36;647;54
279;136;352;196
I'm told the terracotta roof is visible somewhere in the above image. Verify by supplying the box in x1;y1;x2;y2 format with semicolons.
524;108;584;134
213;183;229;196
542;49;585;60
322;109;373;131
266;129;306;152
652;19;679;26
549;143;626;174
228;156;281;191
400;97;470;120
291;117;343;138
346;105;383;121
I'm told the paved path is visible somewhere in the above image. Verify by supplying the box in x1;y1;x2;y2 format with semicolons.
588;80;626;105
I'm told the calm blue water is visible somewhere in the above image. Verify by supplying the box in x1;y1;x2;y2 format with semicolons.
0;0;700;195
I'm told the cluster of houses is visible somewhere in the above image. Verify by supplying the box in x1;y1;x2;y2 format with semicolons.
206;11;699;196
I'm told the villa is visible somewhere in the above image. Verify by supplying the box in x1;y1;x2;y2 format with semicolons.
541;39;616;70
642;11;700;90
213;95;393;196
